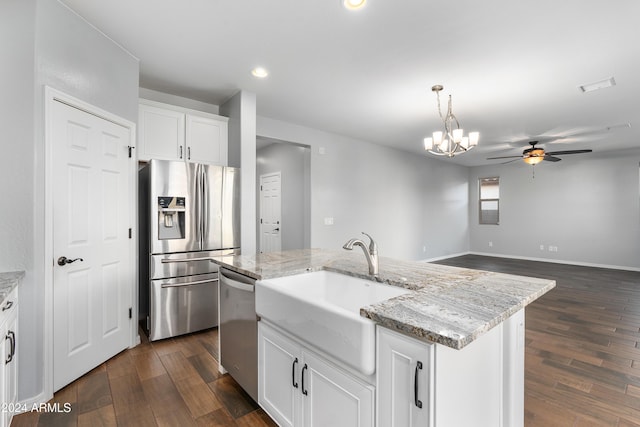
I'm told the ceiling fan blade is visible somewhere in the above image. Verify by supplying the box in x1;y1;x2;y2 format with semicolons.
486;155;523;160
543;155;562;162
545;149;593;155
500;158;522;165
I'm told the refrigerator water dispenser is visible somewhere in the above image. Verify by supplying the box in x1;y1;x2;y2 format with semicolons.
157;196;186;240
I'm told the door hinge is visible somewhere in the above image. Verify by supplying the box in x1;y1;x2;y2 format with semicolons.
128;146;135;158
129;308;132;319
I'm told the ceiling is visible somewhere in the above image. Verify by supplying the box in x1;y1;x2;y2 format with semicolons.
61;0;640;166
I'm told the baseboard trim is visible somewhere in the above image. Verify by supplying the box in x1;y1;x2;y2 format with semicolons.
15;390;54;414
420;251;471;263
467;251;640;272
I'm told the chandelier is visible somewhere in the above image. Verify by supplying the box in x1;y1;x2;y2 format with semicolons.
423;85;479;157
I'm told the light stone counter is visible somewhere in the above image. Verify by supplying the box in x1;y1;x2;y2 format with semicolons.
212;249;555;349
0;271;23;306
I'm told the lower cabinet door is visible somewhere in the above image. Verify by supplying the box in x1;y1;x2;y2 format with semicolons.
377;327;433;427
258;322;301;427
302;350;374;427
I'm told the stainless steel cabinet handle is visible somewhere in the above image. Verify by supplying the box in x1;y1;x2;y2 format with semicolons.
414;360;423;409
301;363;308;396
57;256;83;266
188;146;191;160
2;301;13;311
179;146;183;159
292;358;299;389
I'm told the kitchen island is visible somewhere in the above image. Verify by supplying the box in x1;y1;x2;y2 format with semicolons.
212;249;555;427
212;248;554;349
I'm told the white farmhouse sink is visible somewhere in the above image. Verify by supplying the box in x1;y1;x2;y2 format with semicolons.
255;270;409;375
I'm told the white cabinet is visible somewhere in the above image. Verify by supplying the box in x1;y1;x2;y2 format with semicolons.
377;327;434;427
138;99;228;165
377;310;525;427
0;288;18;427
258;321;374;427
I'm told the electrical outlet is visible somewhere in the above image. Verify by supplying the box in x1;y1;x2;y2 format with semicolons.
488;241;493;247
323;217;334;226
423;246;427;253
540;245;544;250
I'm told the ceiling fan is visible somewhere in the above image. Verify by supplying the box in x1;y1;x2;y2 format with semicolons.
486;141;592;165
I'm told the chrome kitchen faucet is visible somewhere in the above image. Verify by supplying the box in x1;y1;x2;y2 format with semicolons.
343;232;379;276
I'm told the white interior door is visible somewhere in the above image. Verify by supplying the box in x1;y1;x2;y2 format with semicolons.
51;100;132;391
260;172;282;253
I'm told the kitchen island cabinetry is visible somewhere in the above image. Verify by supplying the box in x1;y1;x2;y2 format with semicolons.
378;310;523;427
138;99;228;165
258;321;374;427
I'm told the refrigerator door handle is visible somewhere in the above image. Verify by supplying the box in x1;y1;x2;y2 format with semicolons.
160;278;218;288
161;257;216;263
202;166;209;248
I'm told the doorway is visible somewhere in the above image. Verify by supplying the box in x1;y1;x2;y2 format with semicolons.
259;172;282;253
45;88;137;395
256;137;310;253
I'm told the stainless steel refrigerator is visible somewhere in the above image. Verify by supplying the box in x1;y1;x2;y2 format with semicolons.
139;159;240;341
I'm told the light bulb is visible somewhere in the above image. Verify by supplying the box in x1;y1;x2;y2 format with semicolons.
433;131;443;145
424;138;433;150
452;129;463;143
469;132;479;146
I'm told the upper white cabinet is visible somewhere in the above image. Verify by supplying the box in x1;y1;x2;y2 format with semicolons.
138;99;228;165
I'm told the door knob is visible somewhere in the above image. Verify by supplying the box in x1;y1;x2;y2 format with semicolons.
57;256;84;266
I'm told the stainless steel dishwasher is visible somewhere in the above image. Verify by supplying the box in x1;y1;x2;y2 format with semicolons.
219;267;258;401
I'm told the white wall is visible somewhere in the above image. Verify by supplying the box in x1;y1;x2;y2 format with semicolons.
469;150;640;270
139;87;220;115
2;0;139;402
221;91;257;254
0;0;37;401
257;142;311;251
257;116;470;261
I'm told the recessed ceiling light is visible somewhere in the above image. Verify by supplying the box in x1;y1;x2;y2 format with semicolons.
579;77;616;93
343;0;366;10
251;67;269;78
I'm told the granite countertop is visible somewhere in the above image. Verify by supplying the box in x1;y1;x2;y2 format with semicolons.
0;271;23;307
212;249;555;349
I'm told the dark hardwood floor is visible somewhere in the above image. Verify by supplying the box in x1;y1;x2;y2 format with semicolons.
12;255;640;426
434;255;640;427
12;328;276;427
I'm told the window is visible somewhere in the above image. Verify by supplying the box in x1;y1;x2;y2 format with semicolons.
479;177;499;224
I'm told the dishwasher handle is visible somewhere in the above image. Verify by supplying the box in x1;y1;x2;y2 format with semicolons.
220;268;255;293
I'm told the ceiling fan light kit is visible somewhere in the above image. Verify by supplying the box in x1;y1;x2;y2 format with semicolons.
424;85;479;157
487;140;593;166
